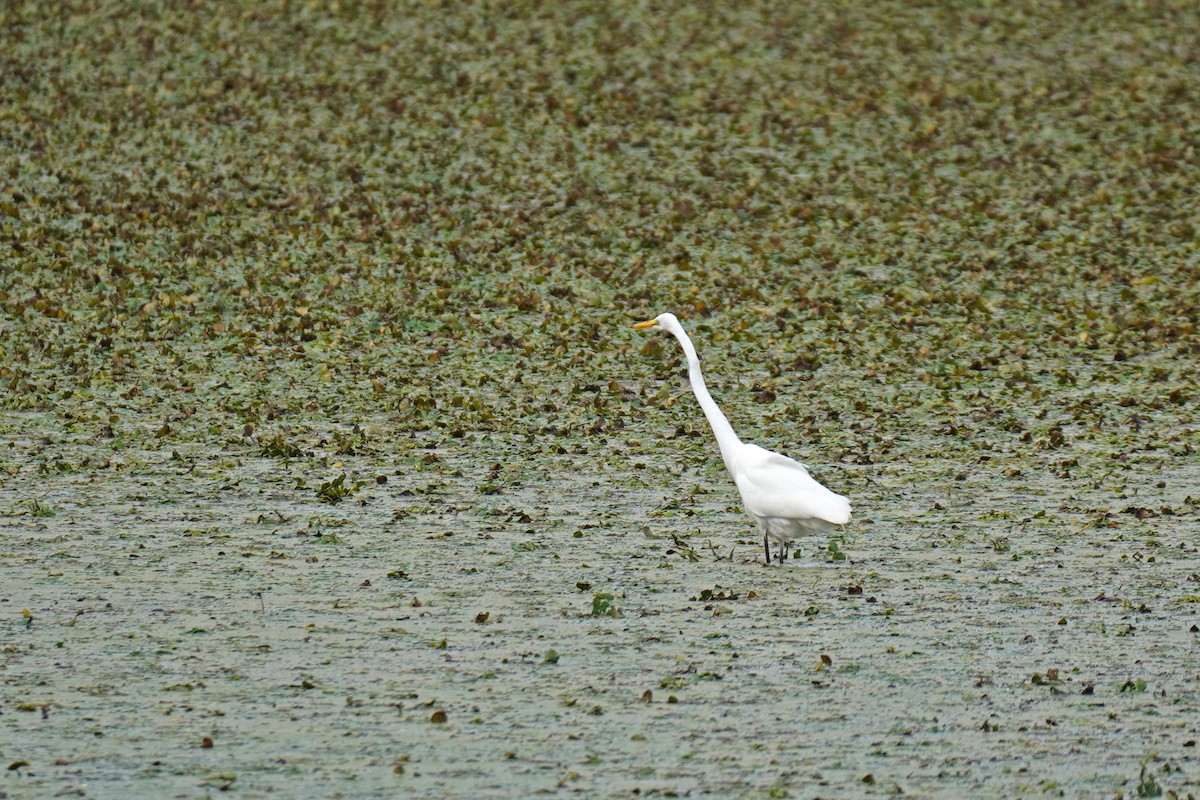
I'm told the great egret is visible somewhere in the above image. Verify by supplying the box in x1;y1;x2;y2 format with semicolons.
633;312;851;564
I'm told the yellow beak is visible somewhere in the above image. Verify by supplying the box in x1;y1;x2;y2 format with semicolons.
632;319;658;329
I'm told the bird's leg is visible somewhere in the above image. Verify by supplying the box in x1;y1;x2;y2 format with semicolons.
781;541;790;562
763;532;770;565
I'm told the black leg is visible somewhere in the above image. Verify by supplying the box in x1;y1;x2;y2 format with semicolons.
763;533;770;565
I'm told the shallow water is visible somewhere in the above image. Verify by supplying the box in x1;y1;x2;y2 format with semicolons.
4;409;1198;798
3;1;1199;796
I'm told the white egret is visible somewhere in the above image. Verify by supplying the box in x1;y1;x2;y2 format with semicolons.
633;312;851;564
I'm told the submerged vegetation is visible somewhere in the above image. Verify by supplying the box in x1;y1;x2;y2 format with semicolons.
1;1;1197;797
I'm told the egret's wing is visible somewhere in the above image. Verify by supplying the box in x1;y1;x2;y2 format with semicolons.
733;444;851;524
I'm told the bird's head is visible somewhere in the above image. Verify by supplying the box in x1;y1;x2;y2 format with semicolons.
632;312;681;335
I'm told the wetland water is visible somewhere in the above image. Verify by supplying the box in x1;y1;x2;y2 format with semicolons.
3;1;1199;797
4;408;1198;798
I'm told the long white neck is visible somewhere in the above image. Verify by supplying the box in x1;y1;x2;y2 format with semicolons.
668;326;742;471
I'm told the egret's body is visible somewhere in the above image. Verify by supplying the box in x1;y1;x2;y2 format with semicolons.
633;313;850;564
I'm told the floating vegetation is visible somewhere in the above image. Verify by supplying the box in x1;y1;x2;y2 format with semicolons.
692;586;740;602
826;538;848;562
259;436;310;460
666;534;701;562
315;474;355;504
18;499;55;517
590;592;621;619
1136;762;1164;798
2;1;1197;797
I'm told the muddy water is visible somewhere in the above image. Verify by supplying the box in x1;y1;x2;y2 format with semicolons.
4;410;1197;799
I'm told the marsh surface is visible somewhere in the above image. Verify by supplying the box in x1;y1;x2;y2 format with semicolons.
3;2;1198;797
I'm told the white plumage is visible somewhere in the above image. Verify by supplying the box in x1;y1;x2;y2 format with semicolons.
633;312;851;563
